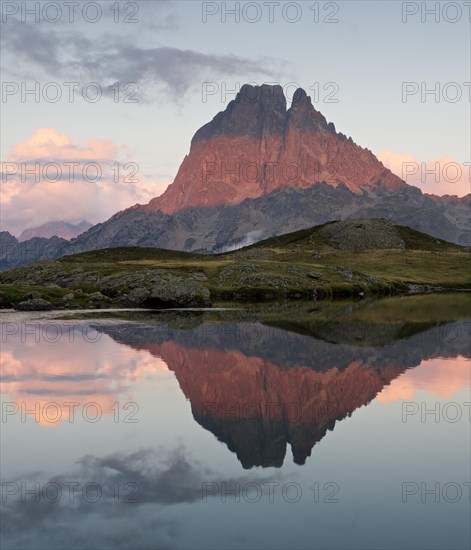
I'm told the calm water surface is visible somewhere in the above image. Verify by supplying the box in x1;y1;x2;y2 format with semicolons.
1;295;470;549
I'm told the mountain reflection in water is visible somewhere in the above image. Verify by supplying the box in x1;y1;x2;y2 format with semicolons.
1;295;470;550
90;297;470;468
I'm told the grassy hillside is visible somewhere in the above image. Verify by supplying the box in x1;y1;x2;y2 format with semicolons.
0;218;469;309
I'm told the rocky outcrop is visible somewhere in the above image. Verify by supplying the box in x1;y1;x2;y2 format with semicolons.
1;264;211;309
14;298;53;311
316;218;406;250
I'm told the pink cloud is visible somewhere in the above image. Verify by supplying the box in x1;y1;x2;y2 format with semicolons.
377;150;470;197
10;128;119;161
1;129;169;236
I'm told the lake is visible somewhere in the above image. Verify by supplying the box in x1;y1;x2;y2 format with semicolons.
1;294;470;549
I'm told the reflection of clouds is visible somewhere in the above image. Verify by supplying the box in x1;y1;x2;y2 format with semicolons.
1;446;201;549
377;356;470;403
1;446;281;549
0;325;168;426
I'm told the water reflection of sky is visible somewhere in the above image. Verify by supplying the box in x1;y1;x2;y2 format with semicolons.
377;356;470;402
1;318;470;549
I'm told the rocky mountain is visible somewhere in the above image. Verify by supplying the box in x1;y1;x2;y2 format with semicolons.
67;183;470;254
143;84;406;213
1;184;469;271
1;84;469;270
0;231;67;271
18;220;92;242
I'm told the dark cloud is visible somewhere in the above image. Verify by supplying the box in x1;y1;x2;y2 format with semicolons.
3;19;64;74
1;18;277;101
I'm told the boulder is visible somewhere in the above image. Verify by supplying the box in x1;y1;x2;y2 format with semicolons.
24;291;42;299
14;298;53;311
89;291;108;301
146;276;211;308
0;292;12;307
127;287;151;304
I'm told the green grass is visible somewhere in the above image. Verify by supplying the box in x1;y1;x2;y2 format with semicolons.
318;249;470;287
0;284;92;308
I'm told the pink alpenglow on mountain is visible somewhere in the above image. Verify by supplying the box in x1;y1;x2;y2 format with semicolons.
142;84;406;214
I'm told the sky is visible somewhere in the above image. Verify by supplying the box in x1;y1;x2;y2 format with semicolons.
1;0;470;235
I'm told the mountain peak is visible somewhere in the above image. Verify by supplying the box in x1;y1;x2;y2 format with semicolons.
145;83;407;214
192;83;286;143
240;83;285;105
291;87;310;106
287;87;329;132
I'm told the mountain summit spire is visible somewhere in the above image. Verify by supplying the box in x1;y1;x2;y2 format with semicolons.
287;87;330;132
192;84;287;142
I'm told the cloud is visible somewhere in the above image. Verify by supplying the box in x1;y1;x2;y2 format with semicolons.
220;230;265;252
10;128;119;161
1;18;277;101
1;128;167;235
377;150;470;197
0;446;208;548
1;445;283;548
0;324;168;426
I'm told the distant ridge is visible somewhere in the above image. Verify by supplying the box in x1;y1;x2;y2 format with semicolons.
18;220;92;242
